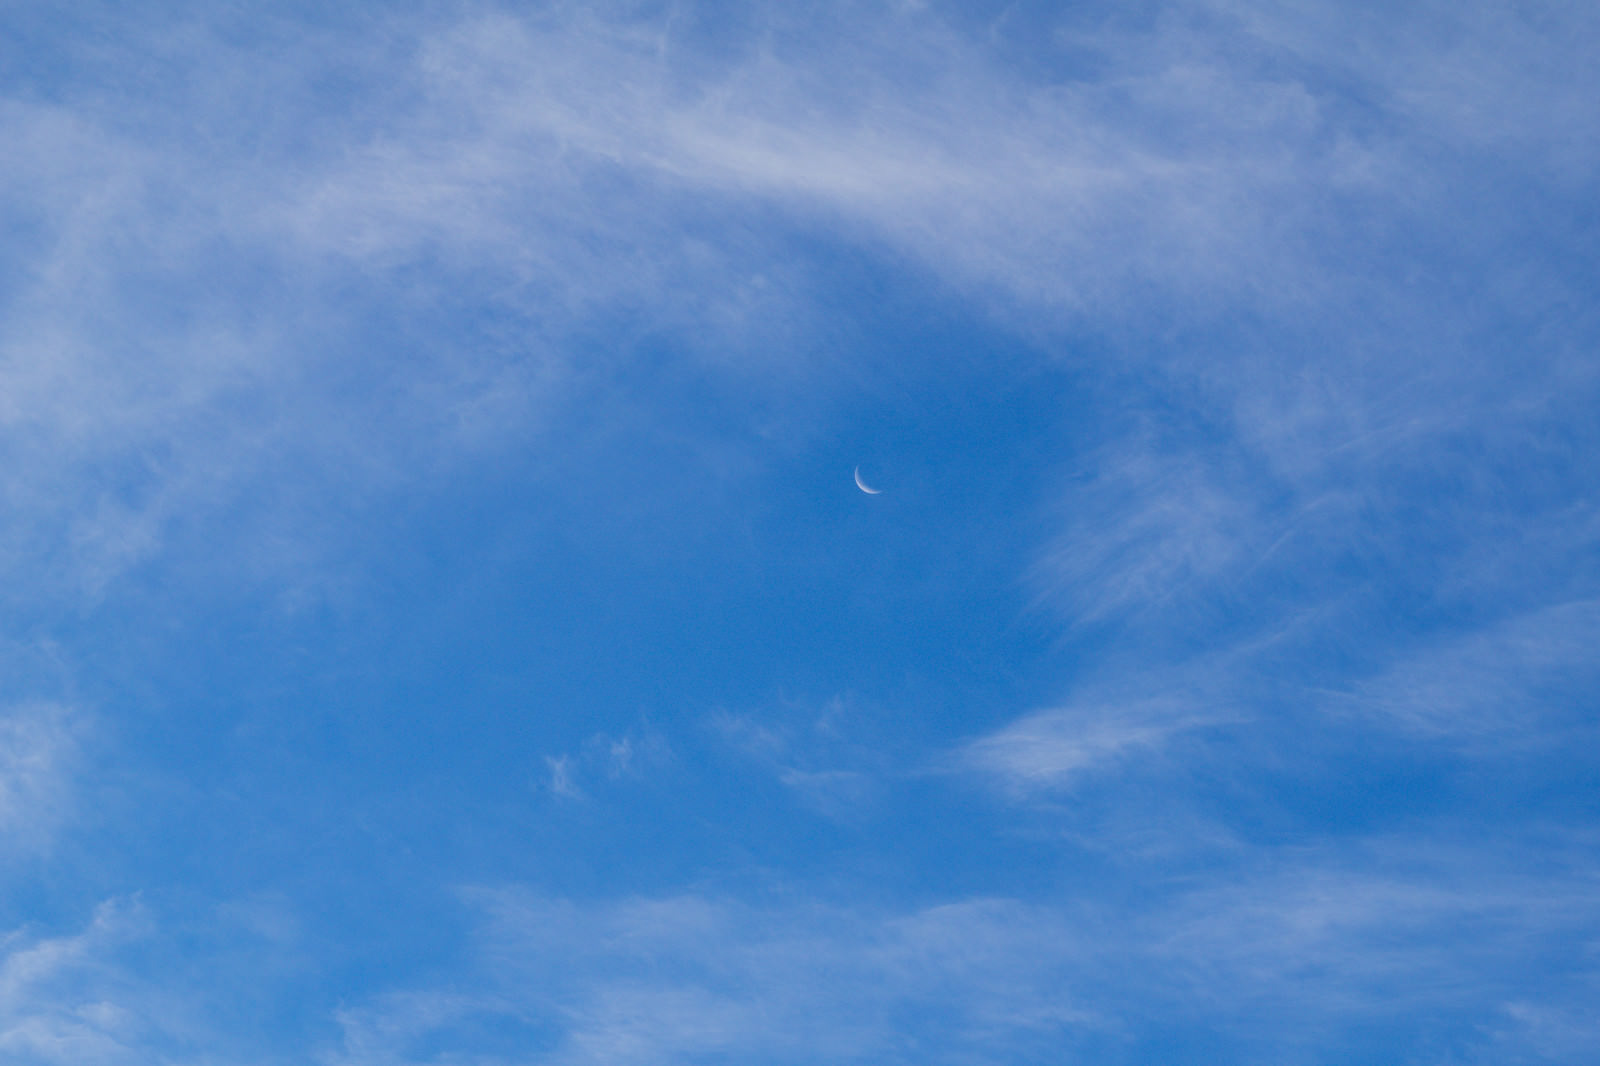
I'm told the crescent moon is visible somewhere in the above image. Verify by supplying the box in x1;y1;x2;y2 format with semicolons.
854;466;882;495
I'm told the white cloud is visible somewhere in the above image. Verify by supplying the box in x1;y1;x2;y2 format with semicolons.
776;767;879;818
1142;846;1600;1038
709;696;891;818
320;832;1600;1063
1216;0;1600;177
2;0;1592;603
544;755;581;800
283;4;1365;319
0;893;320;1065
541;725;673;801
1333;599;1600;740
1487;995;1600;1064
960;696;1216;794
1032;442;1262;625
327;889;1092;1066
0;900;167;1066
0;703;83;847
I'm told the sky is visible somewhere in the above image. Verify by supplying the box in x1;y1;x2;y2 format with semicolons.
1;0;1598;1062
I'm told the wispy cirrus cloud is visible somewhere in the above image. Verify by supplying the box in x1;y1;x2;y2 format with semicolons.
1031;441;1267;627
320;830;1600;1064
0;852;1584;1064
960;697;1219;796
5;0;1594;605
0;5;1592;1065
0;900;169;1066
541;723;673;801
283;1;1426;319
1332;599;1600;741
0;891;322;1066
327;889;1092;1066
709;695;892;818
1132;841;1592;1031
0;702;84;850
1215;0;1600;176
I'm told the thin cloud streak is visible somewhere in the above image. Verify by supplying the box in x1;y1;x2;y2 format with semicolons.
328;889;1093;1066
0;900;162;1066
1333;599;1600;741
286;4;1392;315
321;835;1600;1064
0;703;84;850
961;698;1219;794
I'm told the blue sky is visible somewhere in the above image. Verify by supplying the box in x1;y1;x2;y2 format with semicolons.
1;1;1598;1062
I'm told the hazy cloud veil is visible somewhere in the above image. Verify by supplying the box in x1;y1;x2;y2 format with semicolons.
0;1;1596;1063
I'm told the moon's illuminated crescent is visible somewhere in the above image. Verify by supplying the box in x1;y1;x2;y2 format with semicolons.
854;466;882;495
